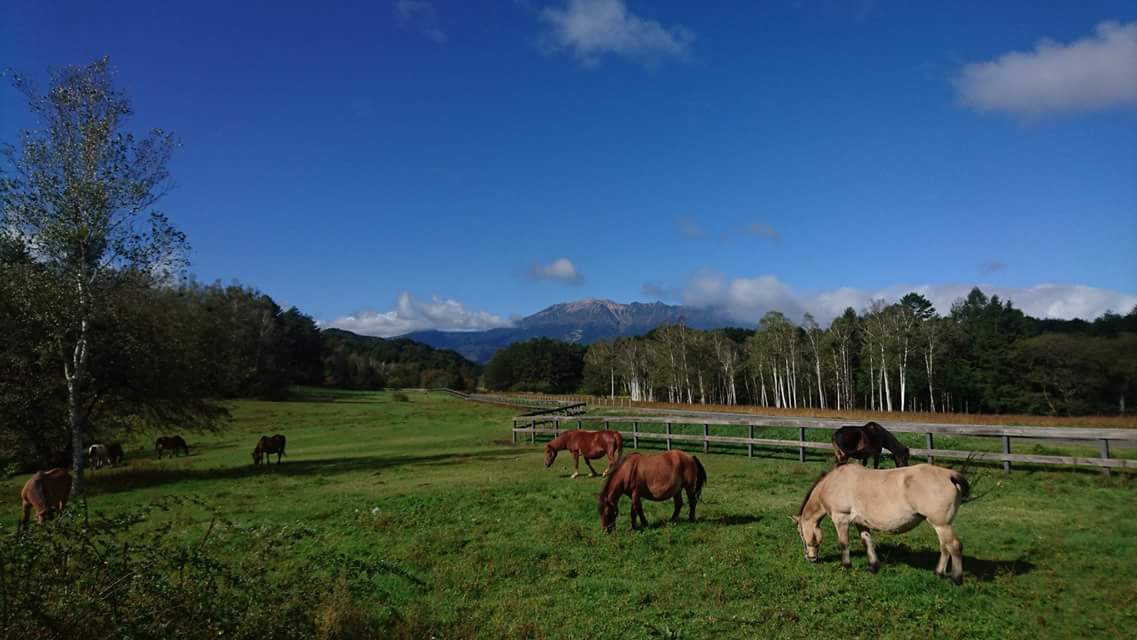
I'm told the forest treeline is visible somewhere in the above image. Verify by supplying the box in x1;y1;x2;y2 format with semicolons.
487;289;1137;417
0;259;478;468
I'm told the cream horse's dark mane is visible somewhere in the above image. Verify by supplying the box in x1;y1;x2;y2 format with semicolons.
797;469;832;516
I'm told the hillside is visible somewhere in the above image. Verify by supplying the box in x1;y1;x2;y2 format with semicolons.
321;328;481;390
404;298;732;362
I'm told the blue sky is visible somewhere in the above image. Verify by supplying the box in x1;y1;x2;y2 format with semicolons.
3;1;1136;335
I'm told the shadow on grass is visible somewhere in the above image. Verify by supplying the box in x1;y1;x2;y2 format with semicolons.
874;542;1036;581
87;448;522;496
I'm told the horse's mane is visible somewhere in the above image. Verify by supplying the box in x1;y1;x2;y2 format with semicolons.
597;453;636;507
797;469;831;516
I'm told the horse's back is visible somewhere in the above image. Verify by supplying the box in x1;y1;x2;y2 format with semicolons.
832;426;864;452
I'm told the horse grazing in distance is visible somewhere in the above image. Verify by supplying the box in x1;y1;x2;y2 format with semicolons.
792;463;970;584
87;444;111;470
19;468;72;532
155;435;190;459
106;442;125;466
832;422;910;468
544;429;623;478
597;451;706;531
253;434;287;465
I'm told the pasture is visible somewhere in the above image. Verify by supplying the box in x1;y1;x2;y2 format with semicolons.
4;390;1136;638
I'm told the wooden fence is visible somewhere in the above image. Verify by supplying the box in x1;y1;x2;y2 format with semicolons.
510;414;1137;475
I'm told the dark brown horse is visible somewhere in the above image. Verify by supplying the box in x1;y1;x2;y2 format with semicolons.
597;450;706;531
107;442;125;466
832;422;910;468
155;435;189;459
19;468;71;532
253;434;287;465
544;429;623;478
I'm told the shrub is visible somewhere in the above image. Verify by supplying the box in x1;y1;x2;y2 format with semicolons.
391;391;410;402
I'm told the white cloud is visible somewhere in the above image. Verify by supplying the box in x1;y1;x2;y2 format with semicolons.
674;270;1137;325
737;222;780;242
395;1;446;43
955;20;1137;116
539;0;694;66
324;292;511;337
529;257;582;284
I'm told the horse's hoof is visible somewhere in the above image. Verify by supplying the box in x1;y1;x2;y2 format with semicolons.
952;575;963;586
867;563;880;574
570;473;579;479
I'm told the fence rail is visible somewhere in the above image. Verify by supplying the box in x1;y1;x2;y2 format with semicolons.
510;414;1137;474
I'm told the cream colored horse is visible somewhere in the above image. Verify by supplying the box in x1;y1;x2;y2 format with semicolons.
792;463;970;584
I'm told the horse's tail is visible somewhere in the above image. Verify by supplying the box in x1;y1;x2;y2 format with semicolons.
950;472;971;502
613;431;624;458
692;455;707;503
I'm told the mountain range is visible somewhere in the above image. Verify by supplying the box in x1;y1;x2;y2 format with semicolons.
403;299;733;363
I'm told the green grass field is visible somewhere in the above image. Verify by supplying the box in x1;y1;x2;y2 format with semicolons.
4;390;1135;639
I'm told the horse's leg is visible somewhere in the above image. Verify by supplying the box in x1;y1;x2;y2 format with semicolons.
834;518;852;568
583;457;599;478
630;491;644;530
671;494;683;522
873;453;880;469
602;450;614;477
932;524;964;585
570;450;580;479
19;503;30;533
856;524;880;573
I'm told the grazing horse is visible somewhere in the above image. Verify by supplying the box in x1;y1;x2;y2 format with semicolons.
106;442;125;466
87;444;111;470
253;434;287;465
597;451;706;531
831;422;910;468
155;435;189;459
19;468;71;532
792;463;970;584
544;429;623;478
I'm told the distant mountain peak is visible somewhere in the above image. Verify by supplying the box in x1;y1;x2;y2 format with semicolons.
401;297;733;362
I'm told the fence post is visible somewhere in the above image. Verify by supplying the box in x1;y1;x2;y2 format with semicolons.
633;422;639;449
1002;436;1011;473
511;419;517;444
603;420;608;431
748;425;754;458
666;423;672;451
1100;439;1112;477
703;424;709;453
798;426;806;463
530;419;536;445
926;433;934;465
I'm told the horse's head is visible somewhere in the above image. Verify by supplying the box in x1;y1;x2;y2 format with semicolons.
252;448;262;465
598;497;618;531
791;515;822;563
893;445;911;467
543;444;557;467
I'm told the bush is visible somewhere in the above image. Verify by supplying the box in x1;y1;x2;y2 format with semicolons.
391;392;410;402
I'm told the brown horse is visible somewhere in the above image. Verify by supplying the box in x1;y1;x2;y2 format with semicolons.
107;442;125;466
792;463;970;584
253;434;287;465
19;468;71;532
597;451;706;531
155;435;189;459
831;422;910;468
544;429;623;478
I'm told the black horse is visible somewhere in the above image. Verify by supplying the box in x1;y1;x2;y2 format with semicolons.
831;422;910;468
